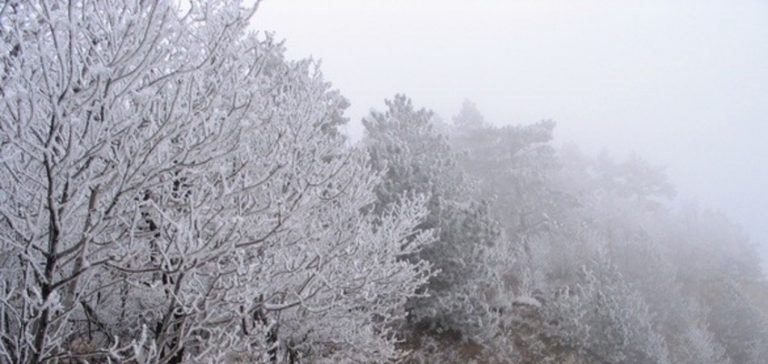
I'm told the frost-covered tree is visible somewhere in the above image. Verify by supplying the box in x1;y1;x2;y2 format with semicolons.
662;207;768;363
541;256;670;364
449;113;562;262
452;99;485;129
0;1;433;363
543;146;763;364
363;95;501;347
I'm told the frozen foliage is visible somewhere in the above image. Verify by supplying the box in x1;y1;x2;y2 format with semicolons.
541;257;670;364
0;1;433;362
2;1;767;363
363;95;500;342
360;96;768;363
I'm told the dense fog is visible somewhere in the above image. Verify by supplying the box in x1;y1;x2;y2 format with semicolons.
255;0;768;272
1;1;766;363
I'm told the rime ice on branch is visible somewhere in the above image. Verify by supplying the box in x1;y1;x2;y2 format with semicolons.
0;1;434;363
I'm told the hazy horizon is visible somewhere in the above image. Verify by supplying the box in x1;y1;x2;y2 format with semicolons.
254;0;768;276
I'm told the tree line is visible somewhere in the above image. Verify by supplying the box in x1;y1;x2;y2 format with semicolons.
1;1;766;363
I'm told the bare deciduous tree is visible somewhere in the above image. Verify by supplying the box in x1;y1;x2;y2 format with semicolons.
0;1;433;363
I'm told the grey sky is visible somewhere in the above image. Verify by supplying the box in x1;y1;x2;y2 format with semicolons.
253;0;768;273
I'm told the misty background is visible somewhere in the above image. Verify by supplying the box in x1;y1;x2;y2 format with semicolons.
4;1;767;361
253;0;768;275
